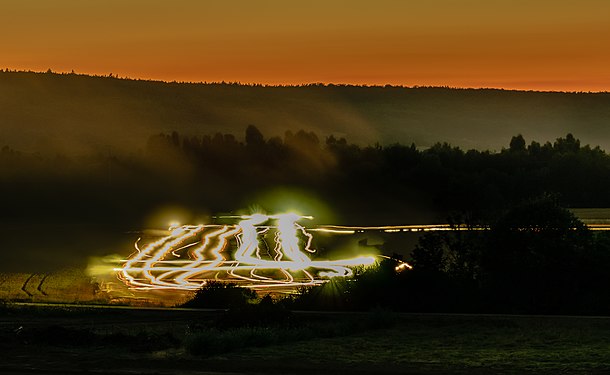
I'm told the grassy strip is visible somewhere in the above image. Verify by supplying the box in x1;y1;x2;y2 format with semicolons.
226;315;610;373
5;304;610;373
185;309;396;356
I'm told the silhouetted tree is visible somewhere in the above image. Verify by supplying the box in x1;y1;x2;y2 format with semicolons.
182;281;257;309
481;195;591;313
245;125;264;148
509;134;526;152
554;133;580;153
528;140;541;155
412;234;447;272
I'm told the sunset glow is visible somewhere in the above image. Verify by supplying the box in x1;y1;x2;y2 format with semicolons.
2;0;610;92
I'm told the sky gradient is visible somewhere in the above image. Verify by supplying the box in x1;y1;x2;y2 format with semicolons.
2;0;610;91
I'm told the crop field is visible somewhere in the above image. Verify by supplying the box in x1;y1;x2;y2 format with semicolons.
0;270;102;302
0;269;194;307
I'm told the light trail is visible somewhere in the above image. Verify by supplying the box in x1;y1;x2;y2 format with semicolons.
119;213;379;292
313;223;610;233
309;224;481;234
121;218;606;292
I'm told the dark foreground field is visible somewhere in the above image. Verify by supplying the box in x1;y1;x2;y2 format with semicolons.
2;304;610;374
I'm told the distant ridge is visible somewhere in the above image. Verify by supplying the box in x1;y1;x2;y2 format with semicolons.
1;70;610;155
5;69;608;93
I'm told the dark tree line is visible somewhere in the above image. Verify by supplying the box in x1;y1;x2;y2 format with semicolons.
141;128;610;218
2;127;610;227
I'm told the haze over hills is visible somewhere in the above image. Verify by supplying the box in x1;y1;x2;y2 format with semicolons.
1;70;610;154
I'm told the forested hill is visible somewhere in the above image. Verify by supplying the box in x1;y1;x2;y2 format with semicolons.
1;70;610;155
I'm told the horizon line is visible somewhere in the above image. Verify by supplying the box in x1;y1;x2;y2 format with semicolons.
2;68;609;95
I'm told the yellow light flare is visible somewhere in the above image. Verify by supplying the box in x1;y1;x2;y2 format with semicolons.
395;262;413;272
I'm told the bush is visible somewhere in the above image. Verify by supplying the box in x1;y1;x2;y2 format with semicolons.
182;281;258;309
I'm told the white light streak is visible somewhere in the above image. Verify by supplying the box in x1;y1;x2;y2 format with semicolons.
119;213;379;291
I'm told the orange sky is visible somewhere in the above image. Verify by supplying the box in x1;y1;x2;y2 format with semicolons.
2;0;610;91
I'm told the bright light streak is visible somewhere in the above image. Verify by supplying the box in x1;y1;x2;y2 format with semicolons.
118;218;609;293
395;262;413;272
309;228;356;234
119;213;379;292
